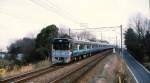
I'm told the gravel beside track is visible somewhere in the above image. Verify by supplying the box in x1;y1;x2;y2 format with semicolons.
76;53;114;83
27;50;112;83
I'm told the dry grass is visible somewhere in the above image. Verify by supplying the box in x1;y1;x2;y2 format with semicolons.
0;59;51;78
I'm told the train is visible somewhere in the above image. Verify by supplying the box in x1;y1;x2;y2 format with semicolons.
51;38;114;64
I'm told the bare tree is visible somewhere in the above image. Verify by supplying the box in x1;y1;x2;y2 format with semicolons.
58;24;70;37
128;13;149;38
126;13;150;62
77;31;95;40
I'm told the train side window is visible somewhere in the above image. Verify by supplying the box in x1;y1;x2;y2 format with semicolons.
87;44;90;49
84;44;87;49
92;45;94;48
97;45;98;48
79;44;84;49
72;43;78;50
93;44;96;48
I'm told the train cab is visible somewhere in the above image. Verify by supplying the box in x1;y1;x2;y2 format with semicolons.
51;38;72;64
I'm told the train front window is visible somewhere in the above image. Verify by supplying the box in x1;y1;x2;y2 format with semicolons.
53;39;70;50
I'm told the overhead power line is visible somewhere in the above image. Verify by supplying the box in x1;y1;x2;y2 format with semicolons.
29;0;80;24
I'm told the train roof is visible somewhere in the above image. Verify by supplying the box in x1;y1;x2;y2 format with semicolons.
53;38;110;45
73;40;109;45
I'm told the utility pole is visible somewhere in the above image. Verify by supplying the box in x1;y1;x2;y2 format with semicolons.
116;36;117;47
149;0;150;19
101;32;102;40
69;28;71;36
120;25;123;54
149;0;150;29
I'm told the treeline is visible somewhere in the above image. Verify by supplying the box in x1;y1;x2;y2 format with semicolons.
124;14;150;62
4;24;65;66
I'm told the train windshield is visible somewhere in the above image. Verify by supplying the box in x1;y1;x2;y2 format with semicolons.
53;39;70;50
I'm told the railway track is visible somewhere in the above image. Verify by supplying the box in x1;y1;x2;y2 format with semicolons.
0;50;112;83
49;50;111;83
0;65;63;83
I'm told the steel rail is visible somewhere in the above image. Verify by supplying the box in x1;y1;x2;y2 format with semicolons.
0;66;63;83
49;50;111;83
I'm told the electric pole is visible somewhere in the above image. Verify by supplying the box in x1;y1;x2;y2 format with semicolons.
149;0;150;19
69;28;71;36
101;32;102;40
120;25;123;54
116;36;117;47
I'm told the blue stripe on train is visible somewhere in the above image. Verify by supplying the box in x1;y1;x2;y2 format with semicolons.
72;48;105;57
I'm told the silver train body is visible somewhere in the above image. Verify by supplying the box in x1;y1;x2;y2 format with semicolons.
51;38;113;64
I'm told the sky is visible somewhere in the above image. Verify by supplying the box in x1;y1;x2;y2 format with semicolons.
0;0;149;51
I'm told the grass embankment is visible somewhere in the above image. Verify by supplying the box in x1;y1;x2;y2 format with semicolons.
0;59;51;78
94;54;136;83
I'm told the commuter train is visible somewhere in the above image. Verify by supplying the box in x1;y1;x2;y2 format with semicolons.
51;38;113;64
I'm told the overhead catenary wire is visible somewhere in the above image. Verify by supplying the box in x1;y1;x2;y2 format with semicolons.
44;0;80;25
0;10;39;25
29;0;80;25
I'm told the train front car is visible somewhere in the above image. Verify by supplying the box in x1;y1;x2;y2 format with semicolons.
51;38;71;64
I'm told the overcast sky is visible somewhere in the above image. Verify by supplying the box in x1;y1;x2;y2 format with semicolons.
0;0;149;51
